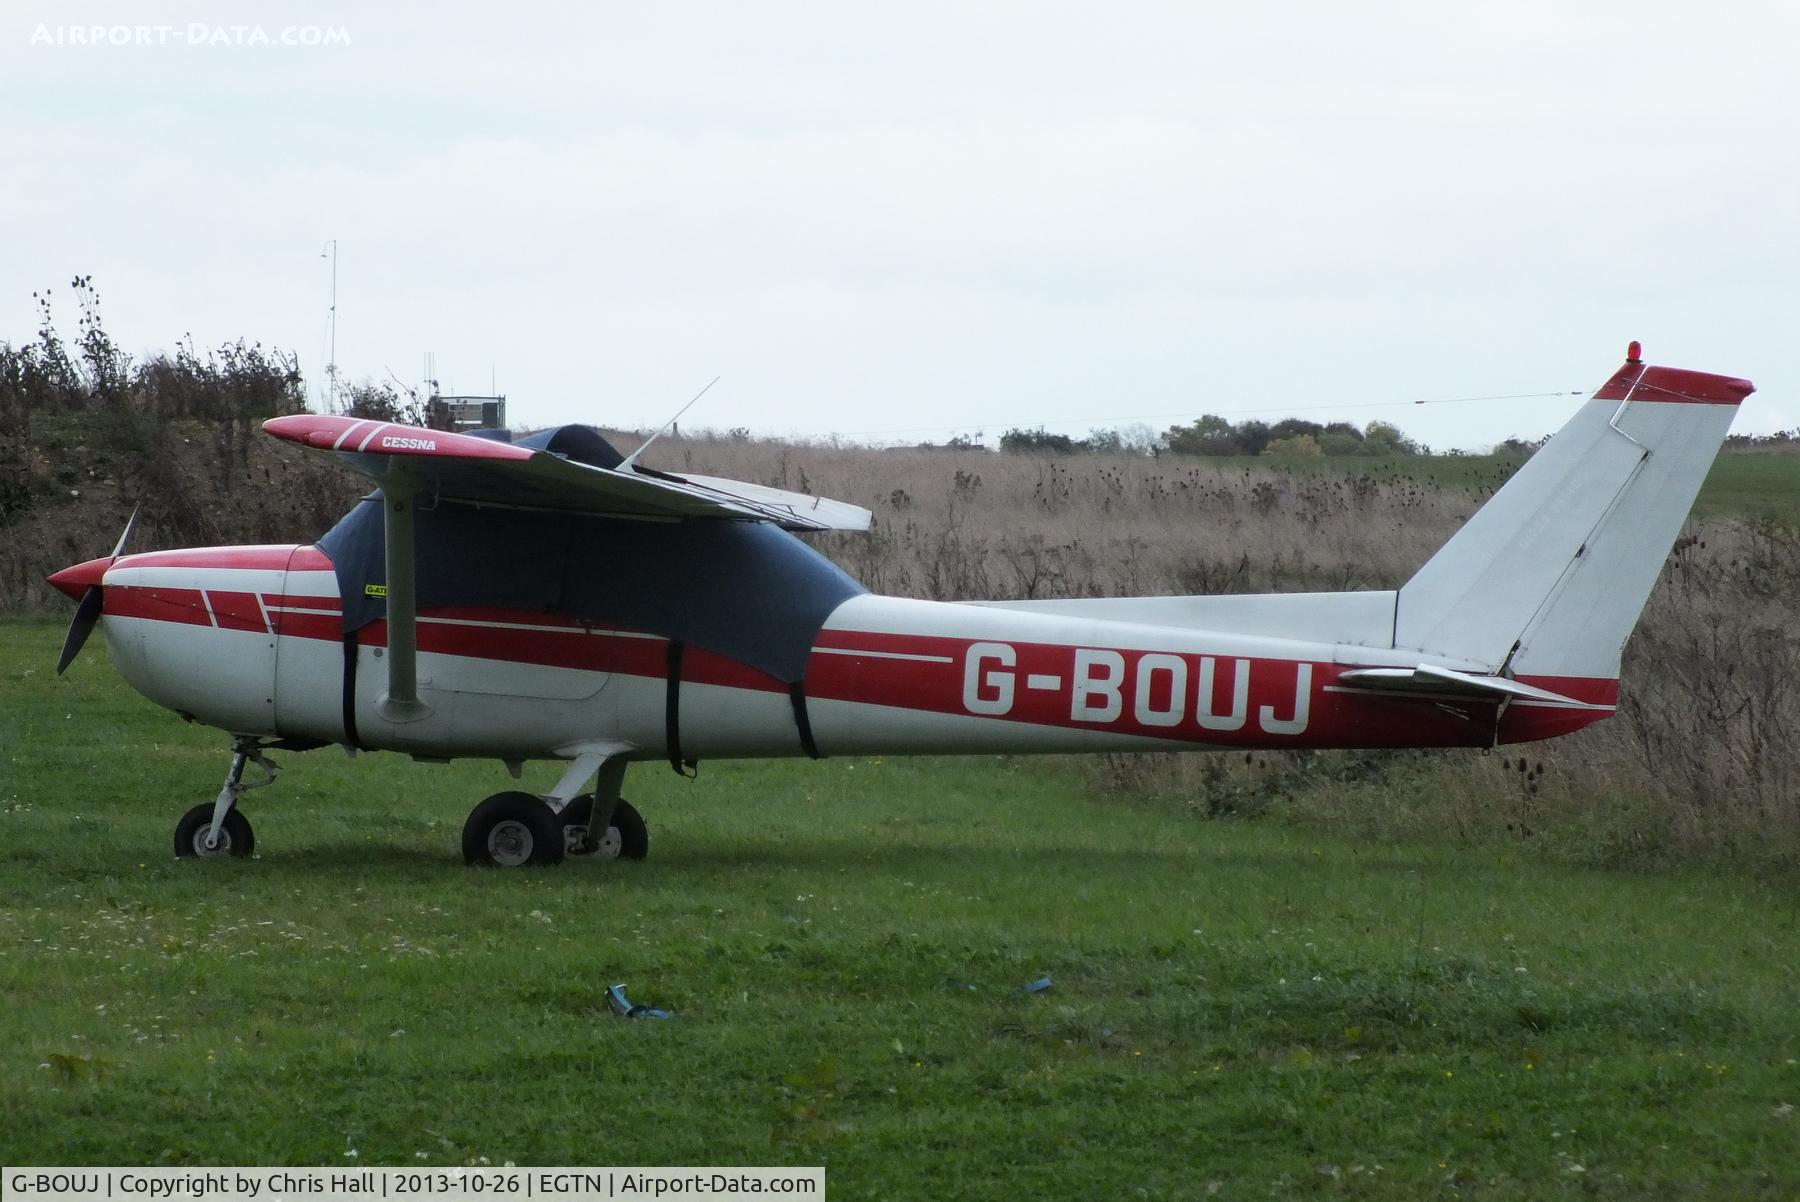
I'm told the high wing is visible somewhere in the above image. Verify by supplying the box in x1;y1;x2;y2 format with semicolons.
262;414;872;533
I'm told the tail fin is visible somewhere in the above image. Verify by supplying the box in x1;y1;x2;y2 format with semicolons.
1394;346;1752;681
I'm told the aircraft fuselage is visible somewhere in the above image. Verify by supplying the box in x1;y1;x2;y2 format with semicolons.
88;544;1613;766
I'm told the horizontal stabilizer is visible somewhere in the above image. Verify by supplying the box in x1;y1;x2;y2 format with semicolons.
1335;665;1605;709
263;415;871;532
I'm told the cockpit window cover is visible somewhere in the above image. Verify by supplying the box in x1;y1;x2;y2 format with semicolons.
317;498;864;684
513;424;625;469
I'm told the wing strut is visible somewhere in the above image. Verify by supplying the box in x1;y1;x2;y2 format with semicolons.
379;484;430;722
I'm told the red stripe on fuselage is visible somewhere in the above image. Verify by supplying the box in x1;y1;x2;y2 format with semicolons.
807;636;1476;749
419;617;616;675
104;582;1615;748
354;611;792;695
268;609;342;641
105;586;213;627
206;590;267;633
263;592;342;612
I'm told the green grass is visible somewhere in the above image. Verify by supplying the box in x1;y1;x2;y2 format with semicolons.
1695;452;1800;521
2;618;1798;1198
1172;451;1528;495
1170;450;1800;520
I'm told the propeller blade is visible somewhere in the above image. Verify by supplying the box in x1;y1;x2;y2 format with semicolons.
56;585;104;676
51;508;137;675
109;506;138;560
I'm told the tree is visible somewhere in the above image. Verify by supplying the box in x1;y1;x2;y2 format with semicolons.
343;380;453;430
1164;414;1241;456
1495;435;1547;458
1362;419;1421;456
1268;417;1325;442
1263;433;1324;457
1085;427;1125;454
999;426;1081;455
1232;420;1272;457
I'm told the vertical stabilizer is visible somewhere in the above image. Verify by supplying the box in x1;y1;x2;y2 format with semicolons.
1394;348;1752;681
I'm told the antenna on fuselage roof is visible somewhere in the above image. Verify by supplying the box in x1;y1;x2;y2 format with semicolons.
618;376;719;472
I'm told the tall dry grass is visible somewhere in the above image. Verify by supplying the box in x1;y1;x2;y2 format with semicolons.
646;434;1469;598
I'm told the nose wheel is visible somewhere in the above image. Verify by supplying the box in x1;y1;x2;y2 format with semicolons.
174;735;276;859
174;804;255;858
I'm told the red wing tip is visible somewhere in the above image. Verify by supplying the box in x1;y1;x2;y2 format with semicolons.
48;556;110;600
263;415;352;449
262;415;309;436
263;414;534;460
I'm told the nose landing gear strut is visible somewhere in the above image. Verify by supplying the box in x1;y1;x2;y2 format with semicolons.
173;735;280;859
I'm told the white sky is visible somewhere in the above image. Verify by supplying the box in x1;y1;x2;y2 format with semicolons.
5;1;1797;449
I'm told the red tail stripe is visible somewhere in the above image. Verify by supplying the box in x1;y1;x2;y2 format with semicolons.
1593;362;1752;405
1629;365;1754;406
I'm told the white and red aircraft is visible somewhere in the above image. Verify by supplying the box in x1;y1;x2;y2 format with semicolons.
49;346;1751;867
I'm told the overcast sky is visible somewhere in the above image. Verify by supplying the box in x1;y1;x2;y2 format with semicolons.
5;1;1796;449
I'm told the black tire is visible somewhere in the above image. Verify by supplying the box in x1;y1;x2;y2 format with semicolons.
463;791;565;867
561;795;649;861
173;803;255;859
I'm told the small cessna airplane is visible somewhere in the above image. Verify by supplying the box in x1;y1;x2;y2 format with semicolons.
49;345;1751;866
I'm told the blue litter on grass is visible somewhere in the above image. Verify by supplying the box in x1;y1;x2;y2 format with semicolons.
1020;976;1053;995
607;983;673;1020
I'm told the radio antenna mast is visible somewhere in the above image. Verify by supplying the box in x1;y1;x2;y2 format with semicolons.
619;377;719;471
320;240;338;411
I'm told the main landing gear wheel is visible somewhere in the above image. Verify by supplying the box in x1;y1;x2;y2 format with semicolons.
173;803;255;859
463;791;565;867
561;796;649;861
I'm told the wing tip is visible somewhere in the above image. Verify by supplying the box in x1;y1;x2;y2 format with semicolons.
263;414;535;460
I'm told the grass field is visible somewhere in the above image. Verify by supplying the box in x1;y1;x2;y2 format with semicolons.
1152;450;1800;521
3;618;1798;1198
1696;451;1800;520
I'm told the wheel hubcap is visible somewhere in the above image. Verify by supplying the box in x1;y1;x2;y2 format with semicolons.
594;824;623;860
192;826;231;856
487;819;534;866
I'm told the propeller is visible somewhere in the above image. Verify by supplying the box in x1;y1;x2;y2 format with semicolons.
53;508;136;676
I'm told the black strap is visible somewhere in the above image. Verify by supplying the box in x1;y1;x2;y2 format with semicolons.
340;634;361;748
665;640;695;777
789;682;821;759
